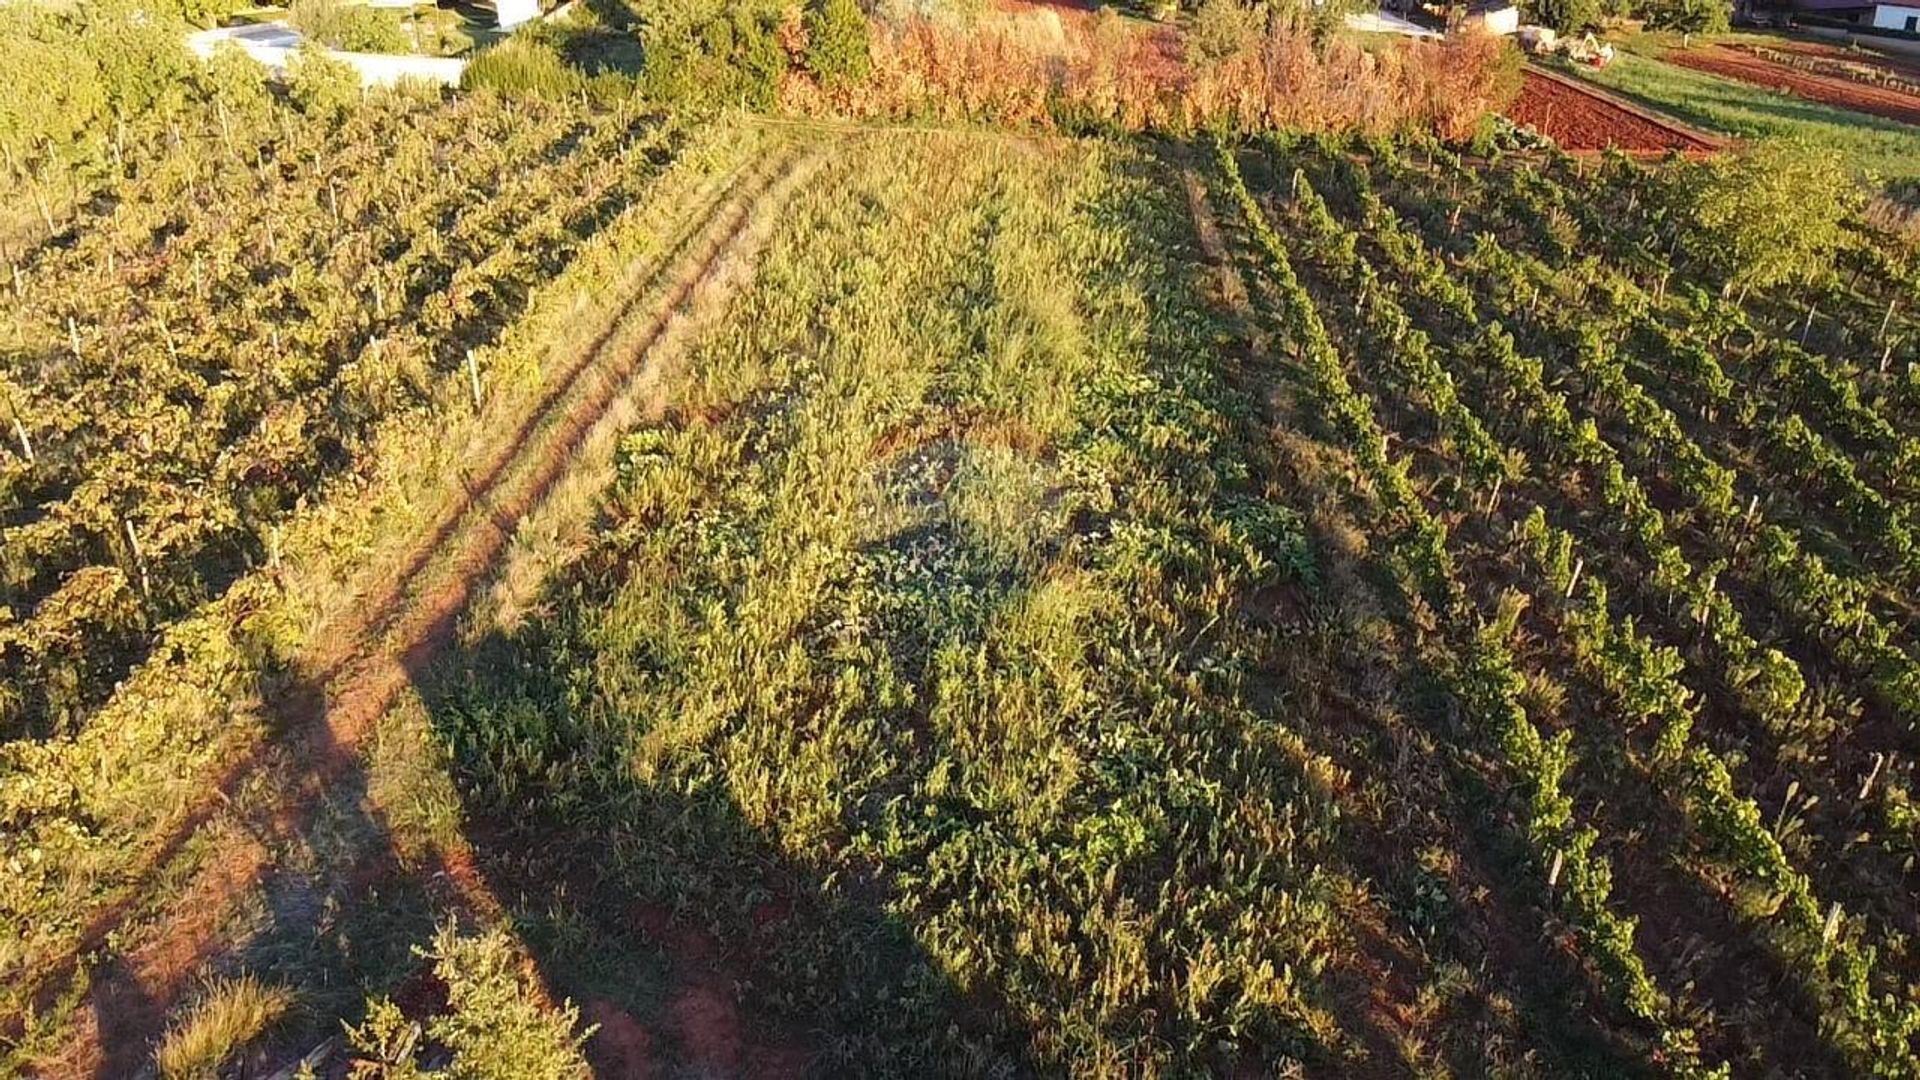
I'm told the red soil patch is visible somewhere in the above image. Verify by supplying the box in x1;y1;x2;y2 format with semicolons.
585;999;659;1079
34;839;270;1080
1665;44;1920;127
1507;70;1715;153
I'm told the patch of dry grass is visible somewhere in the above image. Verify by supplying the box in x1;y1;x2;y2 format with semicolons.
155;976;293;1079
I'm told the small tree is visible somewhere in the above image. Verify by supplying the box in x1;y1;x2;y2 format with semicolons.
1527;0;1603;32
1673;140;1861;294
1643;0;1729;45
803;0;870;89
1189;0;1261;67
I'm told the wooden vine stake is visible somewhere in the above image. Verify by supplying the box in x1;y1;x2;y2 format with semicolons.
32;184;54;238
1880;298;1898;344
2;389;31;464
1859;752;1887;802
67;317;81;359
466;349;482;408
124;518;150;599
1565;557;1584;599
9;413;30;465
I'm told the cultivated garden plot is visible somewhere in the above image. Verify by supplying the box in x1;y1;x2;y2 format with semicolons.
5;44;1920;1080
1213;134;1920;1077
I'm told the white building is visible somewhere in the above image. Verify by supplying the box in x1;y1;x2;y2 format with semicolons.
1869;3;1920;31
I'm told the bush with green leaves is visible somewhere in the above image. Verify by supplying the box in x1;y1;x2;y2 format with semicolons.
78;0;199;121
1642;0;1730;37
1526;0;1603;32
1672;140;1861;292
288;0;412;54
638;0;788;108
286;43;363;123
1188;0;1262;66
0;12;107;174
803;0;871;88
346;922;592;1080
196;42;275;120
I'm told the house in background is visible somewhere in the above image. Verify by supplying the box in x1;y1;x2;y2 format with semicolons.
1459;0;1521;34
1792;0;1920;32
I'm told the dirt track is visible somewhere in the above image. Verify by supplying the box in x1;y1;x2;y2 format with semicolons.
26;136;831;1078
1666;44;1920;127
1507;70;1716;153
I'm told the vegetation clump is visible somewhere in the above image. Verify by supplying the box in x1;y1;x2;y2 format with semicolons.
1669;140;1861;291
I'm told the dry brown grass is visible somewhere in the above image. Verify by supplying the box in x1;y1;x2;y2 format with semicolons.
782;13;1519;140
154;976;293;1079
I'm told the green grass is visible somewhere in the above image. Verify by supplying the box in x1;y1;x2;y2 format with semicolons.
1547;50;1920;183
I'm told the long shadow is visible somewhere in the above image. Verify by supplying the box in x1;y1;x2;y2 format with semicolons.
416;613;1037;1077
30;137;805;1074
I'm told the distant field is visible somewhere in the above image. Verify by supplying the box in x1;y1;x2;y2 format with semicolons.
1551;50;1920;182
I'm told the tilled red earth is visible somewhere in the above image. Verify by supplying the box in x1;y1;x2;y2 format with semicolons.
1666;45;1920;128
1507;70;1715;153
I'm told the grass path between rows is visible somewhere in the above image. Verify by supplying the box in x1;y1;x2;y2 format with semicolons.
23;127;836;1079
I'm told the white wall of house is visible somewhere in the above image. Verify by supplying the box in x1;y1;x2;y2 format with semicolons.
497;0;539;29
1478;5;1521;34
1870;3;1920;31
187;25;467;86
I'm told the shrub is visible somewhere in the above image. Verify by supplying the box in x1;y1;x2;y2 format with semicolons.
463;37;586;98
196;42;274;120
639;0;787;108
286;43;362;123
1642;0;1730;38
80;0;198;121
346;922;593;1079
804;0;872;88
288;0;412;53
1188;0;1262;67
0;16;107;170
1672;140;1862;292
1526;0;1603;32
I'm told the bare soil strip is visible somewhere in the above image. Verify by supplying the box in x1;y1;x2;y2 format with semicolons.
27;135;832;1079
1509;67;1721;154
1667;44;1920;128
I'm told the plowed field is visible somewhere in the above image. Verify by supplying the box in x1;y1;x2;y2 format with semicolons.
1507;69;1715;152
1667;44;1920;127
